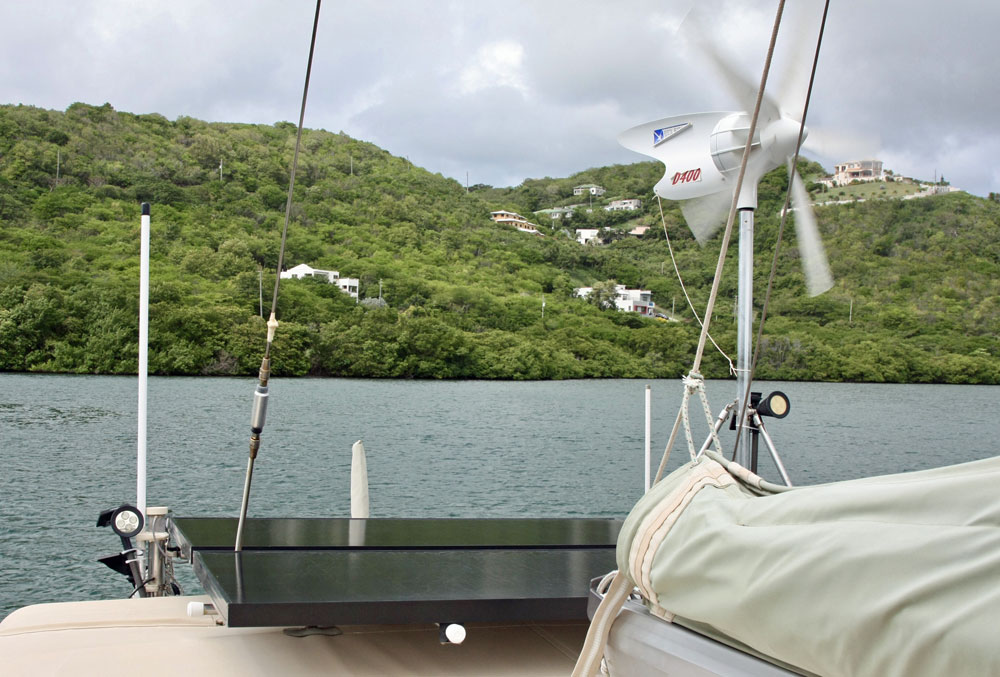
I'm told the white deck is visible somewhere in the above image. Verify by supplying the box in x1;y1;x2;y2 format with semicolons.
0;595;588;675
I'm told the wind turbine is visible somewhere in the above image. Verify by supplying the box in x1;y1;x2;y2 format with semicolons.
618;13;833;468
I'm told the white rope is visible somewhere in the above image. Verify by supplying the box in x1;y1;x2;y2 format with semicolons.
681;372;722;460
656;196;735;376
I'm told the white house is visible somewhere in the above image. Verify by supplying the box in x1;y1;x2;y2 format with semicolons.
575;284;655;316
575;228;601;245
605;198;642;212
534;206;576;220
280;263;359;299
826;160;885;186
491;210;541;234
573;184;606;197
613;286;655;316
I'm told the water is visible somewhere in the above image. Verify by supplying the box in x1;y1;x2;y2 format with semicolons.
2;374;999;620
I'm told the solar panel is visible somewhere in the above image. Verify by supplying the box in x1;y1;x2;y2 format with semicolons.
171;517;620;628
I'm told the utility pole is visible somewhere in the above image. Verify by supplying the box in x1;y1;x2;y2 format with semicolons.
219;159;223;182
258;266;264;318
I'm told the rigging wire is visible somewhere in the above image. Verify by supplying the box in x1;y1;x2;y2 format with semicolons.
269;0;322;354
235;0;322;553
731;0;831;463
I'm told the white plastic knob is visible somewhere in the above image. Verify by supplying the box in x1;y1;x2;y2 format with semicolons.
444;623;466;644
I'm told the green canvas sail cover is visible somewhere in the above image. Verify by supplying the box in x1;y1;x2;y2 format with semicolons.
610;452;1000;676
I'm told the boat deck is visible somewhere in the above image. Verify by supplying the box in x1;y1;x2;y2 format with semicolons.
0;595;590;676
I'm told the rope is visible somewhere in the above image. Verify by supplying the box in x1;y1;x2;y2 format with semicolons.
680;372;722;460
656;196;735;376
732;0;830;461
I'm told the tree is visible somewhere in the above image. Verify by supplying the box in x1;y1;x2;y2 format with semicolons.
588;279;620;310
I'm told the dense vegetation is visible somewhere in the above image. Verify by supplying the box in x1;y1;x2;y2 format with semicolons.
1;102;998;383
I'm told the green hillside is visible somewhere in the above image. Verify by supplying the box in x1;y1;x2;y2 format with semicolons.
1;102;998;383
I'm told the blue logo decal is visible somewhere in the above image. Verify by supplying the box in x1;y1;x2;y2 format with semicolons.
653;122;691;147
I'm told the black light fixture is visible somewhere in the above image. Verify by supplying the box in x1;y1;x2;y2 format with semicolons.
98;504;145;538
754;391;791;419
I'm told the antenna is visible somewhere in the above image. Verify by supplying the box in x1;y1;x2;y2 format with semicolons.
137;203;150;518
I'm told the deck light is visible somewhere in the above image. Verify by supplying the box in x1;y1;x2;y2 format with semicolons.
110;504;145;538
755;391;790;419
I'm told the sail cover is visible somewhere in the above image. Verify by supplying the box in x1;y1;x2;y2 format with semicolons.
614;451;1000;676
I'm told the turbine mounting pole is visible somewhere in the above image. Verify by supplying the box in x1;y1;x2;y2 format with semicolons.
736;208;754;470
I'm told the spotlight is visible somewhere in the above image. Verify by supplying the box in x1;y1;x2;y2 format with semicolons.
110;504;145;538
755;391;790;419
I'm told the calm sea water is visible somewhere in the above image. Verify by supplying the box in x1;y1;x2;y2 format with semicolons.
2;374;999;620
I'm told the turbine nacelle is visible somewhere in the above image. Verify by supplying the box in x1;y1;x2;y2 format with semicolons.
619;107;832;296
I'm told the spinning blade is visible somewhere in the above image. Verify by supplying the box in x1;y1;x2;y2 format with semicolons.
789;171;833;296
620;4;835;295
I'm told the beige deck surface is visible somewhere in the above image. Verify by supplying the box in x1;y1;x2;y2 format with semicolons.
0;595;588;675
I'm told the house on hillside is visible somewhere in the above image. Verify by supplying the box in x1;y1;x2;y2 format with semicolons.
534;206;576;220
280;263;359;299
605;198;642;211
575;284;655;316
819;160;885;187
575;228;601;245
573;184;606;196
491;210;541;234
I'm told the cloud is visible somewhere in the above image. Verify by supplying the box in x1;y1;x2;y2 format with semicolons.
2;0;999;195
457;41;527;96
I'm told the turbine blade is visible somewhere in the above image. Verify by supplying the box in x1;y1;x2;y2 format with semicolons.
772;1;822;118
681;10;781;124
790;171;833;296
680;190;733;244
803;126;881;160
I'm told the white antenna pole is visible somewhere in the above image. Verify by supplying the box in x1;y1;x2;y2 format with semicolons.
644;385;651;493
137;203;150;517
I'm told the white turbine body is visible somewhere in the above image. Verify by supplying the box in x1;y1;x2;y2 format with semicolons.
618;22;834;297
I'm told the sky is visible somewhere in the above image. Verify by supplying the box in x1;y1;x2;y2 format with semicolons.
1;1;998;196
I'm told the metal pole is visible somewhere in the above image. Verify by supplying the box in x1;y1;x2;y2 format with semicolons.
735;208;754;468
137;203;150;518
753;412;793;486
696;402;736;459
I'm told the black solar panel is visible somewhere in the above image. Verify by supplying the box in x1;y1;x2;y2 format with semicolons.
171;517;621;627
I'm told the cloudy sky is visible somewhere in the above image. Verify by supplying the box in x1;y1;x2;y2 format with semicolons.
2;1;998;196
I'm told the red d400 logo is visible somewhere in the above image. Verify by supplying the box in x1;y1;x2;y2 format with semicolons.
671;168;702;185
